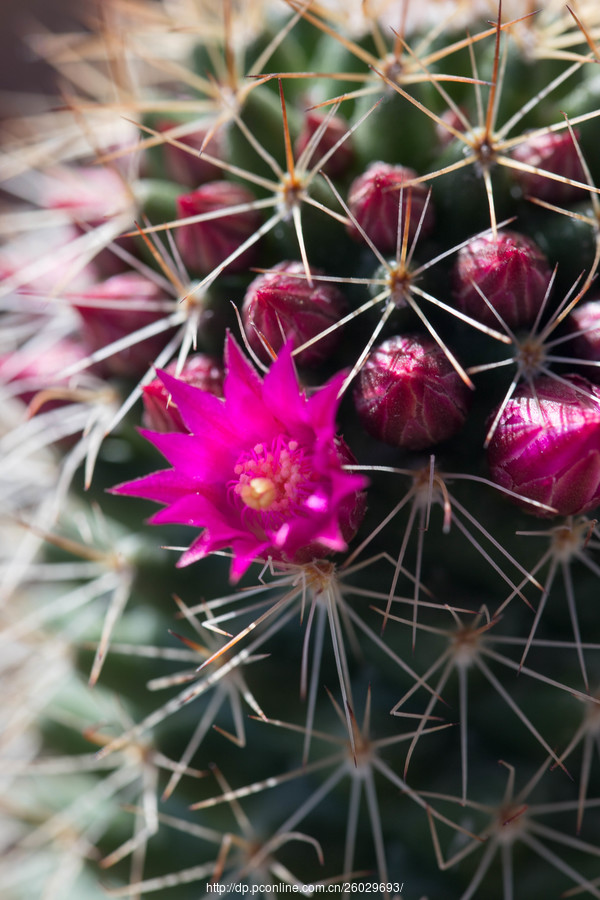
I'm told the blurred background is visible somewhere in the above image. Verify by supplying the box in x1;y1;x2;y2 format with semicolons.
0;0;81;100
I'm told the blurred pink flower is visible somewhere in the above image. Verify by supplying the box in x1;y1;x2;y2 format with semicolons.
73;272;174;377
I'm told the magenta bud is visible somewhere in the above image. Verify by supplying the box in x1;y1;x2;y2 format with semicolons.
175;181;261;274
510;129;586;202
293;109;354;177
73;272;173;377
242;261;347;367
566;299;600;383
346;162;434;252
452;230;551;329
157;120;225;186
487;375;600;517
142;354;224;433
353;334;471;450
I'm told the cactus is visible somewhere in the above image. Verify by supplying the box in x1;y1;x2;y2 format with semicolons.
5;1;600;898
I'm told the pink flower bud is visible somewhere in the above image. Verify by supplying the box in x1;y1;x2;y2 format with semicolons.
487;375;600;517
43;166;131;222
175;181;261;274
157;120;225;186
511;129;586;202
435;107;468;148
0;337;88;408
452;230;551;329
0;226;98;292
142;354;224;432
242;261;347;367
293;109;354;177
73;272;173;377
42;166;135;277
566;299;600;383
353;334;471;450
346;162;434;251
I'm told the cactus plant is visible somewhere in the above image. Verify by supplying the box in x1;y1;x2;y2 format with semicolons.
5;2;600;898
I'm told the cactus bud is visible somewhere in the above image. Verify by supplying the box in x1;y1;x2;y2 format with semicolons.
0;337;88;407
242;261;347;366
157;120;225;186
42;166;130;222
353;334;471;450
346;162;434;251
566;299;600;382
42;166;134;276
175;181;261;274
452;230;551;329
142;354;224;432
510;129;586;202
487;375;600;517
294;109;354;177
73;272;173;377
435;108;468;148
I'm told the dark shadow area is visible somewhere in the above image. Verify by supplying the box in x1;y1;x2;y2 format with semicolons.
0;0;82;102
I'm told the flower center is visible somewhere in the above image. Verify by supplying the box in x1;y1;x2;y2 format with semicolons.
279;173;305;217
388;263;413;308
517;335;546;379
233;438;311;514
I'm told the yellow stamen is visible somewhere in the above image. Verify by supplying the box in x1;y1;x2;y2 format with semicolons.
239;477;277;510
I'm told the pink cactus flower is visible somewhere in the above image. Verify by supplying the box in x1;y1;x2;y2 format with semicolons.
242;261;347;367
487;375;600;517
354;335;471;450
452;230;551;329
346;161;434;252
113;335;367;580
